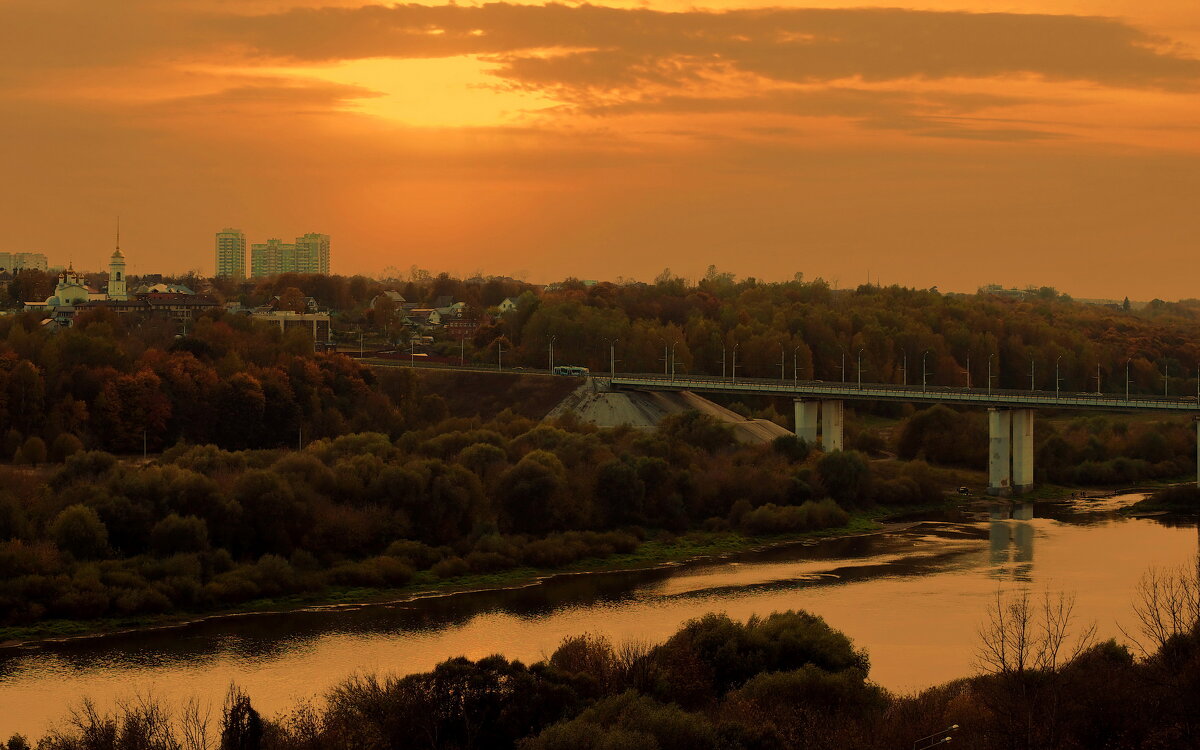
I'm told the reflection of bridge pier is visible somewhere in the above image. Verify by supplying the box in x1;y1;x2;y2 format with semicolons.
794;398;843;451
989;502;1035;578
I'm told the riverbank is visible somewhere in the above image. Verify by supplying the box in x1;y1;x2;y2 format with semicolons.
0;502;948;649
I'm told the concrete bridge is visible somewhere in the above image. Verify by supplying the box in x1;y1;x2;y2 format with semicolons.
610;374;1200;496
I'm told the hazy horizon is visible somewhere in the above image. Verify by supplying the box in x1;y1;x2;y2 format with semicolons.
3;0;1198;300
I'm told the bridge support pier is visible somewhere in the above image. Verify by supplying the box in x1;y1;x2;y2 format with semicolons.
794;400;819;444
1012;409;1035;494
988;408;1012;496
822;400;844;452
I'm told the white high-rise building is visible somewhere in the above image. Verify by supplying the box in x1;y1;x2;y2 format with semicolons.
215;228;246;278
294;233;330;275
249;232;330;277
0;252;49;272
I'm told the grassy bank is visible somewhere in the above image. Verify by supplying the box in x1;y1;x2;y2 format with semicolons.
0;503;943;647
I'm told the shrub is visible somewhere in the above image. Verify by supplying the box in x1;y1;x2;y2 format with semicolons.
772;435;810;462
49;505;109;559
739;499;848;535
149;514;210;556
431;556;470;579
15;437;46;466
817;451;870;503
49;433;84;462
329;557;414;587
385;539;443;569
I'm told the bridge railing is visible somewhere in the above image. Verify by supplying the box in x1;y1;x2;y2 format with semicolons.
609;373;1200;413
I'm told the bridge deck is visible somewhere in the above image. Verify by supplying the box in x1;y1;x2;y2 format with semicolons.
610;374;1200;414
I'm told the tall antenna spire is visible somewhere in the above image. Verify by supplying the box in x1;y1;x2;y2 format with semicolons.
116;216;120;252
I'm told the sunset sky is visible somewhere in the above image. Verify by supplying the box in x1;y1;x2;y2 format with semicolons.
3;0;1198;298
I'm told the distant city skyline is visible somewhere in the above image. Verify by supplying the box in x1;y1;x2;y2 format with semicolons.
2;0;1198;300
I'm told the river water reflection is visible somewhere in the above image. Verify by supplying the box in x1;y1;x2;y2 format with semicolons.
1;494;1196;738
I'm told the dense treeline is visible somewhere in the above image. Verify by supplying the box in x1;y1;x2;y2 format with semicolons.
0;414;942;628
0;308;423;455
475;271;1200;395
11;573;1200;750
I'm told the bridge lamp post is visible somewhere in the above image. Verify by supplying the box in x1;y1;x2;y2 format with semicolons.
921;349;931;393
1125;357;1132;401
913;724;960;750
549;335;557;372
839;346;847;383
780;344;786;382
1055;355;1063;400
857;348;865;390
902;351;907;387
793;346;802;386
497;340;503;371
965;354;971;389
1163;362;1170;397
1029;358;1036;392
732;344;739;384
720;344;726;380
987;353;995;395
609;338;619;379
670;340;680;380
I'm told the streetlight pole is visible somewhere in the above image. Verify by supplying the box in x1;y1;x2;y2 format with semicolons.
1126;357;1132;401
902;351;908;386
988;353;995;395
460;337;465;367
610;338;619;379
662;342;668;376
410;338;415;368
1029;357;1035;392
921;350;931;393
1164;362;1169;397
732;344;739;384
965;354;971;389
549;335;557;373
670;340;679;380
856;348;864;390
497;340;503;370
720;344;726;380
793;346;801;386
780;344;786;381
1055;354;1062;399
913;724;960;750
840;347;846;383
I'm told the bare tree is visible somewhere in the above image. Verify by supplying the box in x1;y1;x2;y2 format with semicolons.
180;697;213;750
977;587;1096;676
1126;555;1200;656
975;587;1097;750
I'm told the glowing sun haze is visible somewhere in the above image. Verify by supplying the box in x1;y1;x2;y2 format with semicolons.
3;0;1198;298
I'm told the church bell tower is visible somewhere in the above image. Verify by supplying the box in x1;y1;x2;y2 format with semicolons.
109;219;128;301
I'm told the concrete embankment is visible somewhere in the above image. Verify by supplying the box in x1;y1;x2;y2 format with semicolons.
548;379;792;444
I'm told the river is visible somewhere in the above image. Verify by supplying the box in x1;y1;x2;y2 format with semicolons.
1;493;1196;739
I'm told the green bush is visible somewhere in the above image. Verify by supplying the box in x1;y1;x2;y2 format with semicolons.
431;556;470;579
149;514;210;556
49;504;109;559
